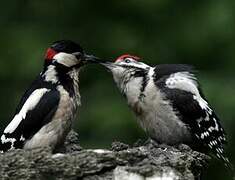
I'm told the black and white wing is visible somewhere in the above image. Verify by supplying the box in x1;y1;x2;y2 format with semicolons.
153;64;231;168
0;87;60;152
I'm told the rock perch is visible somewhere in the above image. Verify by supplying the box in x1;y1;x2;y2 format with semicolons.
0;130;209;180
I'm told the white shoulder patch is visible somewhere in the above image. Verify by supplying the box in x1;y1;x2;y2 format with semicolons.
4;88;50;134
166;72;213;113
165;72;198;95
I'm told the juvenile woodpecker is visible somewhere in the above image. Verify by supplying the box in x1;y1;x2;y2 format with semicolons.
98;54;232;169
0;40;96;152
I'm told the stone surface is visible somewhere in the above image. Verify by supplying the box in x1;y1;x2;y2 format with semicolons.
0;130;209;180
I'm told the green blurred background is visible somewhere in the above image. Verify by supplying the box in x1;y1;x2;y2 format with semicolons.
0;0;234;179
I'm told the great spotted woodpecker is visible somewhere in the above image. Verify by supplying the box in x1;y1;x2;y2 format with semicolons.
98;54;232;169
0;40;97;152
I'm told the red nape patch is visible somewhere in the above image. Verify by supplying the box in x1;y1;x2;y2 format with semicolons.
45;48;57;61
115;54;140;62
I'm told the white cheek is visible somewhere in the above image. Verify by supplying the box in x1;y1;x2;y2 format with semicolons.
54;52;78;67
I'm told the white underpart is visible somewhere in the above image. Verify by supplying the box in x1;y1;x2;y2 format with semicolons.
54;52;78;67
125;77;142;104
4;88;50;134
165;72;212;113
24;70;80;150
43;65;58;84
142;69;192;144
120;67;191;144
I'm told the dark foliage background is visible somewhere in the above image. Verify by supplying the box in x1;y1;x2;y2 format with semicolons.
0;0;234;179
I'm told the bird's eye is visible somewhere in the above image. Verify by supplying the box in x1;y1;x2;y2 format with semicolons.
124;59;131;63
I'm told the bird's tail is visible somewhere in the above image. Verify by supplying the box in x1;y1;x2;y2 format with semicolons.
223;156;233;172
215;152;234;177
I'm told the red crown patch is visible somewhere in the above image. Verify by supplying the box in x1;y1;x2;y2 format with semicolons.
45;48;58;61
115;54;140;62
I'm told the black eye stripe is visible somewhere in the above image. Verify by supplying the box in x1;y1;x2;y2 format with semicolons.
121;65;143;70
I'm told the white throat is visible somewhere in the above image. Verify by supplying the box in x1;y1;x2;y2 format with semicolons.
112;69;142;103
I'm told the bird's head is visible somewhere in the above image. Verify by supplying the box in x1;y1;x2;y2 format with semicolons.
98;54;150;90
44;40;98;69
101;54;149;77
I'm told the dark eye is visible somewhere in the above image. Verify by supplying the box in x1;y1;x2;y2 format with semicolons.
124;59;131;63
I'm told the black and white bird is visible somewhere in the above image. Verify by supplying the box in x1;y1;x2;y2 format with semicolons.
98;54;232;169
0;40;96;153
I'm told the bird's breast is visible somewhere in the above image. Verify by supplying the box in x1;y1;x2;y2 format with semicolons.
129;80;192;145
55;85;80;122
23;85;80;150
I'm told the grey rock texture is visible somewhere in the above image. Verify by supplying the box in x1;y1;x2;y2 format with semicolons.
0;130;209;180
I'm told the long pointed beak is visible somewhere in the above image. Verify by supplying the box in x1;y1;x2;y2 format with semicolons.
83;54;115;68
81;53;116;70
83;54;101;63
99;61;117;70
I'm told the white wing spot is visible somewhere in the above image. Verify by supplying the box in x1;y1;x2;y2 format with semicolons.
208;127;214;132
1;134;16;150
204;115;210;121
202;131;209;137
209;142;214;147
216;148;223;154
20;135;25;141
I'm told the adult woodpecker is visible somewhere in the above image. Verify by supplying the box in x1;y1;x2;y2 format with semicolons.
0;40;96;153
97;54;232;169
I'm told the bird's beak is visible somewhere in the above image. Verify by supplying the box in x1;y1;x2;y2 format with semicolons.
78;53;116;70
82;54;115;69
98;61;116;70
83;54;101;64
